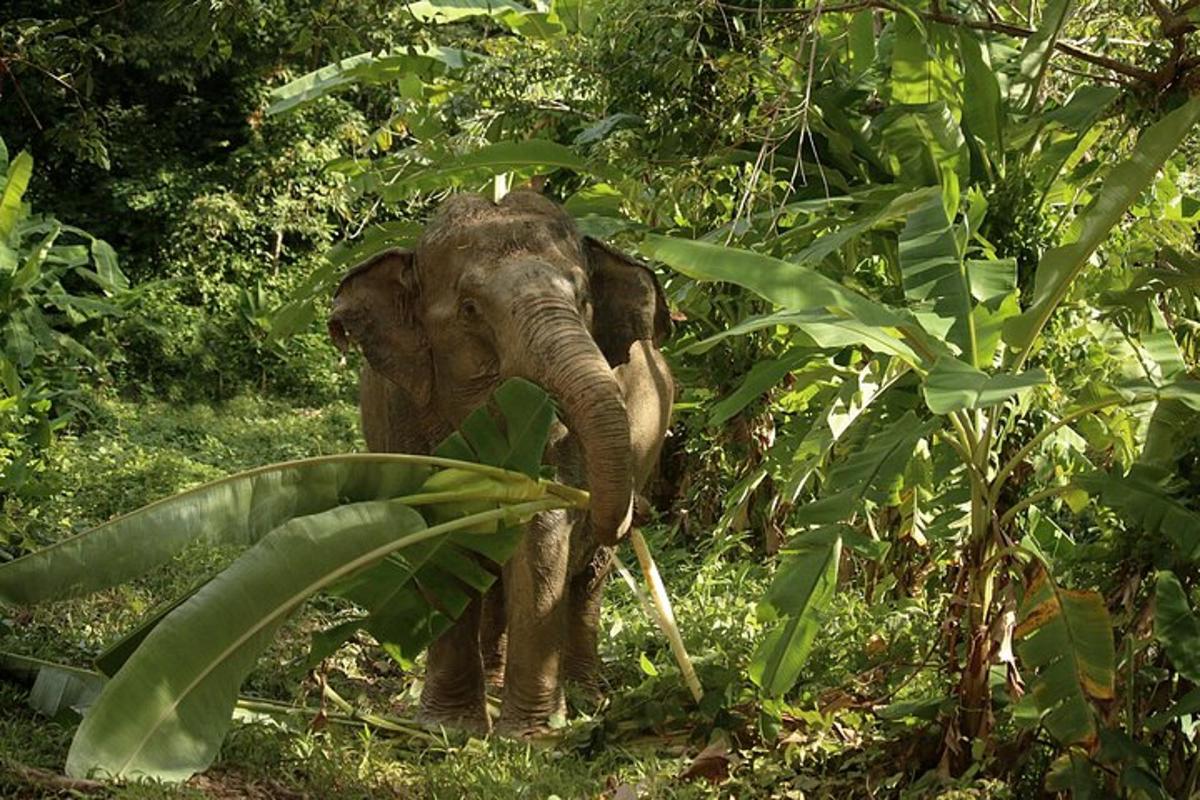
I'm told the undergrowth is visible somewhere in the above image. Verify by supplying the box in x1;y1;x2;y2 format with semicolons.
0;393;1019;798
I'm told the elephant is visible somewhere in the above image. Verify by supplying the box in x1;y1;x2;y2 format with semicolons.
327;190;674;735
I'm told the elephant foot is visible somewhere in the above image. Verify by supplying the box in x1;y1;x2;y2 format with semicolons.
416;705;491;736
494;688;567;738
563;657;603;703
493;712;559;738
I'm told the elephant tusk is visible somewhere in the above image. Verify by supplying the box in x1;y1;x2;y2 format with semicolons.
616;529;704;705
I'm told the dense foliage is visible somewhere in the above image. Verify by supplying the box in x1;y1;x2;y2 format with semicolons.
3;0;1200;796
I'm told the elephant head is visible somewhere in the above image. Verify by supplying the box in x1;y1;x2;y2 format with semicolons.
327;191;671;544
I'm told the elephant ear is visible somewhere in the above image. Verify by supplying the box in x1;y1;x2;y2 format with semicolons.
328;249;432;406
584;236;673;366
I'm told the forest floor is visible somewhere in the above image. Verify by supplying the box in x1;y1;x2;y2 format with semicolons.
0;394;999;799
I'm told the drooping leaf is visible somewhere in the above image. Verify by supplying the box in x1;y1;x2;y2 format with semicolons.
708;350;812;427
0;455;432;606
957;30;1002;150
794;410;932;524
1074;465;1200;560
898;194;973;358
922;357;1047;414
403;0;528;23
311;378;558;663
1013;566;1115;746
641;234;943;365
66;500;429;781
1154;571;1200;684
89;239;128;291
750;529;841;695
0;151;33;241
266;46;478;115
780;185;940;263
780;357;911;502
1008;0;1075;112
27;663;107;720
1005;97;1200;354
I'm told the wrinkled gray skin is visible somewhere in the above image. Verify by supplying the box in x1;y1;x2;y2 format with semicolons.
328;191;674;735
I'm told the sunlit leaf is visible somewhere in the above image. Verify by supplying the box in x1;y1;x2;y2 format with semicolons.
1154;571;1200;684
1014;566;1114;746
750;529;841;695
1005;97;1200;354
0;151;33;241
66;500;429;780
922;357;1046;414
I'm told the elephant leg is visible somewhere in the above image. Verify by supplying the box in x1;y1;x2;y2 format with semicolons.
564;547;612;699
496;510;571;734
480;581;507;690
418;596;489;733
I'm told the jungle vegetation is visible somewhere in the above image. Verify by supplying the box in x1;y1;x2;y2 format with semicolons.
2;0;1200;797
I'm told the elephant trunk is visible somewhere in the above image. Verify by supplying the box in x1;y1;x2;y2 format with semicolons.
506;292;633;545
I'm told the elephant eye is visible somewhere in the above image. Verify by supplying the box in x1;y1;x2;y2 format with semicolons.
459;297;480;320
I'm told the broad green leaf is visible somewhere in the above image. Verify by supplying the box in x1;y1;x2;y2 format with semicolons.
957;30;1002;150
848;11;875;76
266;46;477;115
641;234;942;364
311;378;558;663
1005;97;1200;355
90;239;128;291
780;357;911;502
435;378;556;480
66;500;428;780
27;663;107;720
890;13;933;105
94;576;213;677
898;194;973;359
1014;566;1115;746
1031;86;1120;195
0;151;33;241
709;350;811;427
750;529;841;695
1008;0;1074;112
922;357;1046;414
1075;465;1200;560
875;103;967;185
967;259;1020;365
1138;313;1192;468
574;113;643;145
1154;571;1200;684
0;455;432;606
795;410;931;524
11;222;60;292
404;0;527;22
682;307;919;367
889;16;959;109
1045;750;1101;798
779;186;939;260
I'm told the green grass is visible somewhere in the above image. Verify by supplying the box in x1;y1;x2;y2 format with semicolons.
0;394;1016;798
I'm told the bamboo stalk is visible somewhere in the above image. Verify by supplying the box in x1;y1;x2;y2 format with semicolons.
627;528;704;704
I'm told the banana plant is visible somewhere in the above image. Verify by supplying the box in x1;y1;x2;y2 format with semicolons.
0;379;588;781
0;137;130;503
643;74;1200;774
